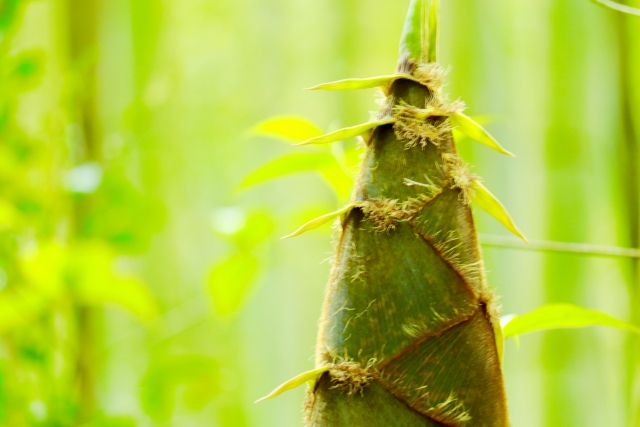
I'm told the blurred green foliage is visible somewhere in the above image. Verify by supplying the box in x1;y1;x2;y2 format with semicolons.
0;0;638;426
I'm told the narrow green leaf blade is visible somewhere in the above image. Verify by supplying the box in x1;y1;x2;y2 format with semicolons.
427;0;439;63
251;116;323;143
399;0;426;62
450;112;515;157
297;118;394;146
502;304;640;338
239;152;336;188
282;204;356;239
307;75;409;91
471;180;528;243
255;366;330;403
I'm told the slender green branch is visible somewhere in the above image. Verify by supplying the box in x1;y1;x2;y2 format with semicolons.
479;233;640;258
593;0;640;16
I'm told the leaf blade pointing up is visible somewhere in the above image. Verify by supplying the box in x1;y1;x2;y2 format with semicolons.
252;116;324;142
502;304;640;338
470;180;528;242
399;0;426;62
255;367;330;403
296;118;395;146
307;75;409;91
239;152;337;189
450;112;515;156
282;204;357;239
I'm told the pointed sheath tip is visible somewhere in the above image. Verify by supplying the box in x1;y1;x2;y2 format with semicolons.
399;0;426;62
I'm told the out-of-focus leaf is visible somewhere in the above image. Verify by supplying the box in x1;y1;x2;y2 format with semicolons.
307;75;409;91
251;116;323;142
7;50;46;91
502;304;640;338
0;289;50;335
0;199;18;229
255;366;330;403
234;211;275;250
470;180;528;243
0;0;22;31
141;355;221;422
297;118;395;146
67;243;158;320
450;112;514;157
240;152;336;188
18;242;157;321
282;204;356;239
82;415;137;427
20;243;67;295
207;252;259;316
76;276;158;321
318;165;355;202
77;170;165;254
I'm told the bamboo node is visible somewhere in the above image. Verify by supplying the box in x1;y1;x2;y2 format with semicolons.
329;359;378;396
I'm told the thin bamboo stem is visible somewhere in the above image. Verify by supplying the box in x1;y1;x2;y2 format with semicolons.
479;233;640;259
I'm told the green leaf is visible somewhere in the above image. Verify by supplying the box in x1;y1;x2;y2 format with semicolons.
239;152;337;188
78;276;158;321
0;289;50;335
450;112;515;157
307;75;411;91
207;252;259;316
68;243;158;321
297;118;395;146
502;304;640;338
234;211;275;250
255;366;330;403
282;204;356;239
77;170;166;255
19;243;67;295
0;0;21;30
399;0;427;62
251;116;324;142
427;0;439;63
452;114;496;142
141;355;221;421
470;180;528;243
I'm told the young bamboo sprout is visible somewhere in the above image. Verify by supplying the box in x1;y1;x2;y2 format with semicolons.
260;1;524;425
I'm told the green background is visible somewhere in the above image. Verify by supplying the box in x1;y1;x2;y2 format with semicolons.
0;0;639;426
